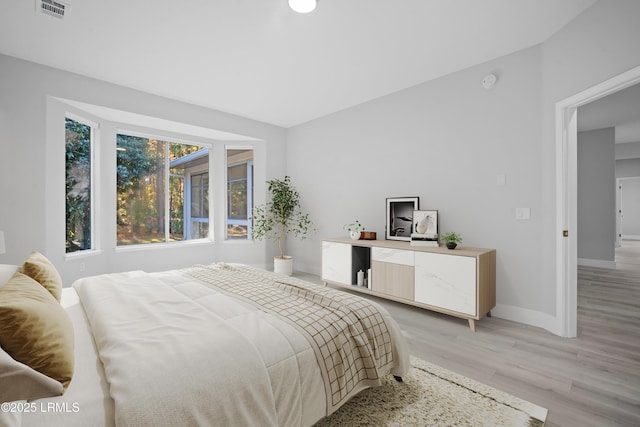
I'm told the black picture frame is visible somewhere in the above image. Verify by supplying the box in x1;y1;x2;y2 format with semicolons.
385;197;419;241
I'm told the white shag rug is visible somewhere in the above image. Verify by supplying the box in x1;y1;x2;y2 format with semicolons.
313;356;548;427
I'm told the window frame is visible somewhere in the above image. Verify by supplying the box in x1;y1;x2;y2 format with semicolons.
115;128;213;248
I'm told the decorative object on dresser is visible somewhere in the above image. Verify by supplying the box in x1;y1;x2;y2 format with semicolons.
385;197;419;241
343;220;364;240
360;231;377;240
321;237;496;331
410;210;438;246
251;176;314;275
440;231;463;250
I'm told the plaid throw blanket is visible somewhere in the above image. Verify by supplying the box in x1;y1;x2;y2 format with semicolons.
186;263;395;415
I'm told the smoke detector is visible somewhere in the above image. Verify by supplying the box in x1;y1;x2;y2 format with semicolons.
38;0;67;19
482;74;497;90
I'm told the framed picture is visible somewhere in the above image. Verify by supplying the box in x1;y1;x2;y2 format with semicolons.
412;210;438;239
386;197;419;241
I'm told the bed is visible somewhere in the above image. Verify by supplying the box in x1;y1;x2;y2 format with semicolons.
0;255;409;427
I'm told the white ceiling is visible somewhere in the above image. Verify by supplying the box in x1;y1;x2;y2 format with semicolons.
0;0;598;128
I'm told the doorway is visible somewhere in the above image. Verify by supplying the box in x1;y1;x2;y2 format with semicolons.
555;64;640;338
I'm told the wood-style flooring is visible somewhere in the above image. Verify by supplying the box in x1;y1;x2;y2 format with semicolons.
297;241;640;427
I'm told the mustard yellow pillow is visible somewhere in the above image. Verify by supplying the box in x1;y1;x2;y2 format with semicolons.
0;272;74;390
21;251;63;302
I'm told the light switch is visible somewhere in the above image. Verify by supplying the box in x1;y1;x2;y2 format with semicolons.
516;208;530;220
496;173;506;186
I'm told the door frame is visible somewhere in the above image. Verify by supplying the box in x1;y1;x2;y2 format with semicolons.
555;65;640;338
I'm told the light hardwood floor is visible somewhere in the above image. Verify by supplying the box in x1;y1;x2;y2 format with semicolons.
298;242;640;426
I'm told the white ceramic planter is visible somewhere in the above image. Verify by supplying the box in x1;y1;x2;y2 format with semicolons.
350;231;361;240
274;256;293;276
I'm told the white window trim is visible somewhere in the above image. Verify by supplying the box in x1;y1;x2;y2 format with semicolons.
225;146;254;241
184;169;209;241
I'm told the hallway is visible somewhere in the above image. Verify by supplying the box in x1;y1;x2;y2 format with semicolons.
616;239;640;271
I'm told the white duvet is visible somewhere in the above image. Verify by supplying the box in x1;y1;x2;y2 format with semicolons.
74;270;327;427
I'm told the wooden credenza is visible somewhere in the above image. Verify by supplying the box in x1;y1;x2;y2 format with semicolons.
321;237;496;331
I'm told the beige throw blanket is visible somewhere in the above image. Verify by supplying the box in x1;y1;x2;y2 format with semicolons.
187;263;398;414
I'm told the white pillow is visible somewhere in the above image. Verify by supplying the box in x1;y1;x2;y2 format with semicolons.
0;345;64;403
0;265;18;289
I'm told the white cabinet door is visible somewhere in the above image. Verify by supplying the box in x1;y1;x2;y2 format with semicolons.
414;252;477;316
321;241;351;285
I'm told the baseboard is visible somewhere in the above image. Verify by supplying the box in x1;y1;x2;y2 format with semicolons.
577;258;616;269
491;304;559;335
621;235;640;241
292;262;321;277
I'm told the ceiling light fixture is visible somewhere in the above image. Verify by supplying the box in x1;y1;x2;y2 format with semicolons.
289;0;317;14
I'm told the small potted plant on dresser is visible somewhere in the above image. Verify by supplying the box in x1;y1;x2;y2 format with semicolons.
441;232;463;250
343;220;364;240
251;176;314;275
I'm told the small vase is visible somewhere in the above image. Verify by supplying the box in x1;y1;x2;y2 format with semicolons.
350;231;361;240
446;242;457;250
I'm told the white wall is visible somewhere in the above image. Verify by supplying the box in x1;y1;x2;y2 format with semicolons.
0;54;287;283
616;141;640;160
617;158;640;177
287;0;640;334
577;128;616;266
287;45;545;315
616;141;640;159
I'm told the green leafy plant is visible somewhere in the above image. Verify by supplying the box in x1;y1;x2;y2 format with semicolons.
440;232;463;245
343;220;364;233
251;176;314;259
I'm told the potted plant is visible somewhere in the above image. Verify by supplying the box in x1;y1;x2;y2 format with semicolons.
343;220;364;240
441;232;462;250
251;176;314;275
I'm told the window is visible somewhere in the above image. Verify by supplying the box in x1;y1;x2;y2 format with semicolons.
116;133;209;246
227;149;253;239
65;117;93;253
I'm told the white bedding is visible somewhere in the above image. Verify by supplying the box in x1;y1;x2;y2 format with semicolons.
0;287;115;427
75;269;326;427
1;265;409;427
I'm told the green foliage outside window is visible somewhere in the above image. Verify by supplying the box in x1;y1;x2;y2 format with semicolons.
116;135;204;245
65;118;92;253
65;124;212;249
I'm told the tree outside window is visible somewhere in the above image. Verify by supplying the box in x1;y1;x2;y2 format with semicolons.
65;117;92;253
116;133;209;245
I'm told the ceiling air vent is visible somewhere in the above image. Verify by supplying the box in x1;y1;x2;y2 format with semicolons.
39;0;67;19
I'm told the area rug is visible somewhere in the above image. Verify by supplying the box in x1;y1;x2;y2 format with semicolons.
313;356;548;427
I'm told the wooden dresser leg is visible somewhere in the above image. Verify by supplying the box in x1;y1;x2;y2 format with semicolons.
468;319;477;332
